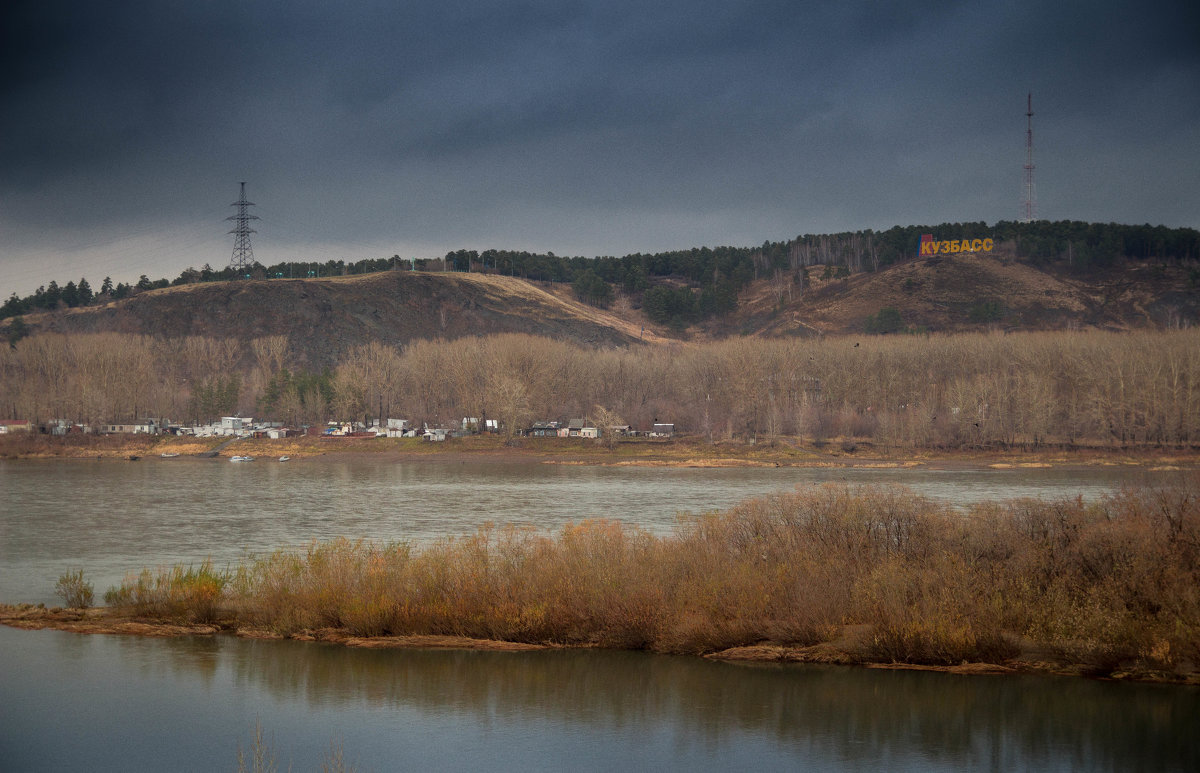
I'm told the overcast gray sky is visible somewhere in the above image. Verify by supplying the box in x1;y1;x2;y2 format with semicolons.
3;0;1197;297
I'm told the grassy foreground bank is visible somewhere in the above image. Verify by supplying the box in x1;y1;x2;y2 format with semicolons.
10;480;1200;682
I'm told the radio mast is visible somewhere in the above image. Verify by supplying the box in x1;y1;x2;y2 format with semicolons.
227;182;259;273
1021;94;1036;223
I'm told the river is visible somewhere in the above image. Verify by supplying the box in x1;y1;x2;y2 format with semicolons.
1;457;1197;770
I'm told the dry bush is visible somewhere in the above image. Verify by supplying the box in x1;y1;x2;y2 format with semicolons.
104;561;229;622
55;568;94;609
104;478;1200;669
232;538;412;635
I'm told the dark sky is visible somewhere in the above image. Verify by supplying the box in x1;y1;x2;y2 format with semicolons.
3;0;1198;296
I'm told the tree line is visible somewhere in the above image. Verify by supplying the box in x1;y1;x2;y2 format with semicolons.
6;220;1197;326
3;329;1198;449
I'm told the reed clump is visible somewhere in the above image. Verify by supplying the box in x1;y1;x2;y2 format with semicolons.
104;560;228;623
102;480;1200;673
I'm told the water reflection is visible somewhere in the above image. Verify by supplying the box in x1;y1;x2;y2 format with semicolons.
3;617;1199;770
217;641;1200;771
3;459;1198;770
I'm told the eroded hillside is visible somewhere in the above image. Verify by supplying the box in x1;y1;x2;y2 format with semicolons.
7;251;1195;361
730;251;1198;337
20;271;661;368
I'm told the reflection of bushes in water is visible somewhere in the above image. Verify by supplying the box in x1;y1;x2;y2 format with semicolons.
105;480;1200;673
220;648;1199;771
236;719;354;773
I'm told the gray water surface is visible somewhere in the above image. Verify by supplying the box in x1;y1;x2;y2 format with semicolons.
2;458;1195;771
0;457;1175;605
2;625;1197;772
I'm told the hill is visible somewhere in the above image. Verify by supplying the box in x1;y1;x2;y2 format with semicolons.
11;270;671;368
730;249;1198;337
5;246;1196;363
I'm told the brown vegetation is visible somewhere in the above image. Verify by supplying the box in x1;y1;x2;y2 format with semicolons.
4;329;1199;449
85;481;1200;680
7;271;644;370
7;251;1196;354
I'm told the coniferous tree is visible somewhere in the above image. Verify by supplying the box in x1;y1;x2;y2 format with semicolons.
61;281;80;308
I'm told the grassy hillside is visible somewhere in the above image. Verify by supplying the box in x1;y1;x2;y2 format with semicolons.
11;271;664;368
4;244;1196;363
730;249;1198;338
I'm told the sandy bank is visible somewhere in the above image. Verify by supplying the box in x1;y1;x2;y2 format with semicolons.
3;433;1197;471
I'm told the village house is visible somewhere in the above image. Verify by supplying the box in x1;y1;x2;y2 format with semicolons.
558;418;587;437
46;419;92;435
385;418;416;437
190;417;255;438
0;419;33;434
460;417;499;433
522;421;559;437
650;423;675;438
101;418;163;435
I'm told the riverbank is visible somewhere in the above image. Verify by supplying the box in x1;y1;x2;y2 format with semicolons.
3;432;1197;470
2;603;1193;684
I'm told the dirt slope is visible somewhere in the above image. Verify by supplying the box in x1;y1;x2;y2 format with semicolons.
731;250;1197;336
25;271;658;368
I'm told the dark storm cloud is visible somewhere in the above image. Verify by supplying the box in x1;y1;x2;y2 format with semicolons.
1;0;1197;295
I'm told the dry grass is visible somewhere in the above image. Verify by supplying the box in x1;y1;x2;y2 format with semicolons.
104;561;228;623
102;479;1200;674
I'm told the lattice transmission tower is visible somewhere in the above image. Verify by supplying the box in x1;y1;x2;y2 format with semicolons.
227;182;259;272
1021;93;1036;223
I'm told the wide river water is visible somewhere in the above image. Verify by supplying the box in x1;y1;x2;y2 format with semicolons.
2;457;1198;770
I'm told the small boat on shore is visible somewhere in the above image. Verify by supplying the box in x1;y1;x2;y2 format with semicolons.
278;456;290;462
160;452;180;458
229;455;255;462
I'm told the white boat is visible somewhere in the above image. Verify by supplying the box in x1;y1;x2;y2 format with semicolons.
278;456;290;462
229;455;255;462
160;452;180;458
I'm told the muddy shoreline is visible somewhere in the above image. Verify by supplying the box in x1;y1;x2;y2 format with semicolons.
3;433;1197;471
4;604;1196;686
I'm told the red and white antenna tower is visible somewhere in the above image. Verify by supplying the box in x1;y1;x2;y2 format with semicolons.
1021;93;1036;223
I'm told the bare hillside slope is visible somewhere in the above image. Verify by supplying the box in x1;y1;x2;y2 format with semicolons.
26;271;652;368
